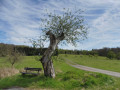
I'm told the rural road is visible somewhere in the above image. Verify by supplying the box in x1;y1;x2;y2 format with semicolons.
65;59;120;77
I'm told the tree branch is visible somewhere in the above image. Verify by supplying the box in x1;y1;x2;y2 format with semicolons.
46;31;53;36
57;32;65;41
46;31;56;44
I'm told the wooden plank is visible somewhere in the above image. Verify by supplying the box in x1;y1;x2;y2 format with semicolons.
21;72;39;75
20;67;42;76
24;67;42;71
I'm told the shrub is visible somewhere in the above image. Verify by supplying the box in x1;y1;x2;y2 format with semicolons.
116;52;120;60
107;51;116;59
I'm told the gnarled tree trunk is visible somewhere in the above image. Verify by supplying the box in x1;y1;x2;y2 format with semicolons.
41;59;55;77
40;31;64;78
41;41;57;78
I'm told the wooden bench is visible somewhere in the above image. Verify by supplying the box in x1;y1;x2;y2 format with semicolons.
21;67;42;76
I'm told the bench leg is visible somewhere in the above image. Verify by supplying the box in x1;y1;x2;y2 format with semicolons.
22;73;25;75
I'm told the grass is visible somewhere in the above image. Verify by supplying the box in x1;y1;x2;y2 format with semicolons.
0;55;119;90
62;54;120;72
0;56;42;69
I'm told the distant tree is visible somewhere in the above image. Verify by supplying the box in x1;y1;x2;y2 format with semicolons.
82;50;87;55
97;47;110;56
29;36;45;61
116;52;120;60
7;46;23;67
0;43;7;57
107;51;116;59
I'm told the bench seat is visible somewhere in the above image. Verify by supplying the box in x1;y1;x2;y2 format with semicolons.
20;67;42;76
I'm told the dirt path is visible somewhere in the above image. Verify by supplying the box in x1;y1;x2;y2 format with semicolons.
3;87;25;90
3;87;50;90
65;59;120;77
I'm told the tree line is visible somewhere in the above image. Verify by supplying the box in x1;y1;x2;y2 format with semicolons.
93;47;120;60
0;43;58;56
59;48;120;60
0;43;120;60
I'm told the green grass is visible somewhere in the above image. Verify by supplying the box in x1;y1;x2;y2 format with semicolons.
0;56;42;69
0;55;119;90
62;54;120;72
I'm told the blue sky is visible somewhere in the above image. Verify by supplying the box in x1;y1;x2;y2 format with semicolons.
0;0;120;50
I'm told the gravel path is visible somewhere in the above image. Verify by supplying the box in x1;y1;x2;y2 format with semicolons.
72;64;120;77
66;59;120;77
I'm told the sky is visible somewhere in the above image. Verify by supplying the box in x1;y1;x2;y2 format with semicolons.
0;0;120;50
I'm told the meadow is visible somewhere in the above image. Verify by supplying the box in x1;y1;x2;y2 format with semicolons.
62;54;120;72
0;55;120;90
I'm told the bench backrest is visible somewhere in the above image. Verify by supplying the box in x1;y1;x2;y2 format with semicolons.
24;67;42;71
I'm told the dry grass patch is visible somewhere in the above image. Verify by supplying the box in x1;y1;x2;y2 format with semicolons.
0;67;19;78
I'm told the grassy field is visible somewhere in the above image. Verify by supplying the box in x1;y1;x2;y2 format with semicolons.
62;54;120;72
0;56;42;69
0;55;120;90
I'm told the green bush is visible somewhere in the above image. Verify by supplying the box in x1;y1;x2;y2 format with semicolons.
107;51;116;59
116;52;120;60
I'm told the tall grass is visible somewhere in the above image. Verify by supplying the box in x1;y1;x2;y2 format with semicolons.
0;68;19;78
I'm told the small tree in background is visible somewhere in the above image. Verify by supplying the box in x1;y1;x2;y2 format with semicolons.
7;46;23;67
29;36;45;61
107;51;116;59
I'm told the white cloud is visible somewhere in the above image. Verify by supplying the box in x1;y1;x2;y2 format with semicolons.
0;0;120;49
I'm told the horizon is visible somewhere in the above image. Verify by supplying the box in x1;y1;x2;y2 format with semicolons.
1;42;120;51
0;0;120;50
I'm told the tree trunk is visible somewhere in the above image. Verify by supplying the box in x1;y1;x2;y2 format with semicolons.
41;59;55;78
40;31;64;78
40;33;57;78
40;42;57;78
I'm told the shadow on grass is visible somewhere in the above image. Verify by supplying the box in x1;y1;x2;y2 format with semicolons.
0;74;48;89
0;71;115;90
